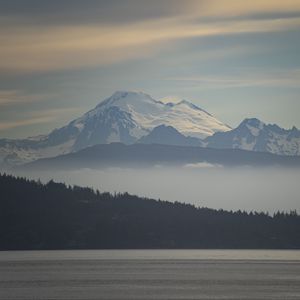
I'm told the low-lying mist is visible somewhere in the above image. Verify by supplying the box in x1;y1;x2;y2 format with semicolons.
13;166;300;213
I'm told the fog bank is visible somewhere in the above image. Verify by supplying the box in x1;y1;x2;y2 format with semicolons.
13;166;300;213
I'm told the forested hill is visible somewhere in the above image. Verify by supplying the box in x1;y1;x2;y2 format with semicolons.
0;173;299;250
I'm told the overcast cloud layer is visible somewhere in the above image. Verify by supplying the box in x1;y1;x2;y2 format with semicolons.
0;0;300;138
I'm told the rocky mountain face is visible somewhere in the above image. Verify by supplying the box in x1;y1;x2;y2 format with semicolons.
1;91;299;168
205;118;300;156
137;125;203;147
0;91;230;166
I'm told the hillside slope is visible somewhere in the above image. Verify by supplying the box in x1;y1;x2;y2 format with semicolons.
0;173;299;250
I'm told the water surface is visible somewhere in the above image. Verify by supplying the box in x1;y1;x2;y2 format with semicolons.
0;250;299;299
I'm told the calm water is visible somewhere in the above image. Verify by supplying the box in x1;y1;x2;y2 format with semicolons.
0;250;299;300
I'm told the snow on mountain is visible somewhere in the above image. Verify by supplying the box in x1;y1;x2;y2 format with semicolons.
78;91;231;140
0;137;76;167
205;118;300;155
1;90;299;168
0;91;230;166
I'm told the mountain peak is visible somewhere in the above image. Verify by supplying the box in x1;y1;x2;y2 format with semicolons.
150;124;181;134
291;126;298;131
0;90;232;166
240;118;265;129
206;117;300;155
112;90;149;98
90;91;230;139
175;99;207;112
138;125;202;147
97;90;156;108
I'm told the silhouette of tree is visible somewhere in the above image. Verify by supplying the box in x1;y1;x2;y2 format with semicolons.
0;173;299;250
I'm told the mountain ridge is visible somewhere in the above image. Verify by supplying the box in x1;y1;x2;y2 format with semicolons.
0;90;230;166
1;91;300;167
19;142;300;171
137;124;203;147
205;117;300;156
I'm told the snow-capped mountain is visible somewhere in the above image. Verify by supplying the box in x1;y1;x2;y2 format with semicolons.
3;90;298;168
0;91;230;166
74;90;231;143
205;118;300;156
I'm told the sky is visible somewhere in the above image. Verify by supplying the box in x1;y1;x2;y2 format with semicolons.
1;0;300;139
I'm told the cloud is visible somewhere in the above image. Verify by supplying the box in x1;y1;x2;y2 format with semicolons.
0;117;55;131
2;1;300;25
0;1;187;26
195;0;300;18
0;107;82;131
184;162;223;169
1;14;300;73
166;69;300;89
0;90;52;107
159;44;267;66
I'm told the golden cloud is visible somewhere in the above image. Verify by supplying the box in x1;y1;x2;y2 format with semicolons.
167;68;300;89
0;90;55;107
0;107;83;131
1;10;300;73
189;0;300;17
0;117;55;131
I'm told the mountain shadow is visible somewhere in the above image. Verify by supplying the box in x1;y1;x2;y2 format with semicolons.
19;143;300;171
137;125;203;146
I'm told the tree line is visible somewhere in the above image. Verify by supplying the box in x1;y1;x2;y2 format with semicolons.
0;173;299;250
